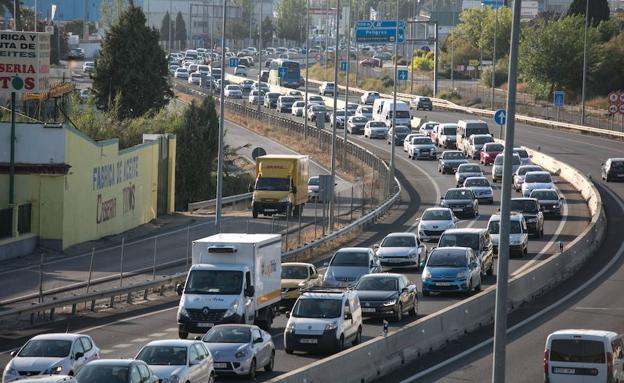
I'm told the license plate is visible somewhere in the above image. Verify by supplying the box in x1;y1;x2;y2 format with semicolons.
197;323;214;328
618;174;624;177
264;209;277;212
436;282;452;286
362;308;376;313
453;208;463;212
300;338;318;344
214;363;228;369
553;367;575;374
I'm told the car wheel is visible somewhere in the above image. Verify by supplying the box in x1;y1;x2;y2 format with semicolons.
409;296;418;316
394;303;403;322
423;290;430;297
247;358;257;379
466;282;473;296
486;262;494;276
352;327;362;346
523;245;528;257
339;334;345;351
208;372;215;383
475;277;482;292
540;226;544;239
606;175;611;182
285;348;293;354
265;350;275;372
178;330;188;339
252;209;258;219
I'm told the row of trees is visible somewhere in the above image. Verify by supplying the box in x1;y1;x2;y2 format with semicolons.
160;11;187;50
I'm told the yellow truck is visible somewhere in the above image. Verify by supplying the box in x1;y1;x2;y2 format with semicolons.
251;155;309;218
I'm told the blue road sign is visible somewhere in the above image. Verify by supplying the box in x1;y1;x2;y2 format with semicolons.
553;91;565;107
481;0;503;5
397;69;408;81
229;57;239;68
355;20;405;44
494;109;507;125
340;61;348;72
278;67;288;78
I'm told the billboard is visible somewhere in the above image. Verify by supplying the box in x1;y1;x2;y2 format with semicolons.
0;31;51;93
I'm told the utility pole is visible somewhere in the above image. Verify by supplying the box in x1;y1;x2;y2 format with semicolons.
328;0;340;231
304;0;310;138
491;0;522;381
451;1;456;89
168;0;172;53
257;0;263;116
343;0;351;163
580;0;589;126
433;22;438;97
490;3;499;110
215;0;227;232
390;0;398;183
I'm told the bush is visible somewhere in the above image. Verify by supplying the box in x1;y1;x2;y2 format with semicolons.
380;74;394;88
413;84;433;97
439;89;462;101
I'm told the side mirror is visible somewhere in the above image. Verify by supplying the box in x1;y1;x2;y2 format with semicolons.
74;352;84;360
323;261;329;267
440;196;444;200
254;337;263;344
176;283;184;296
372;244;380;250
285;311;291;318
559;197;563;200
194;336;202;341
10;351;16;357
344;312;353;320
245;286;255;297
401;287;408;293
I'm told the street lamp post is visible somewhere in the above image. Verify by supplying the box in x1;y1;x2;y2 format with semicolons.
328;0;340;231
390;0;398;183
257;0;263;116
304;0;310;139
343;0;351;163
581;0;590;126
490;3;499;110
215;0;227;232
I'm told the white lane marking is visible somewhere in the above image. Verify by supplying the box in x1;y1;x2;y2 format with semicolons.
132;338;150;343
151;332;168;337
112;343;133;348
399;186;624;383
165;327;179;332
100;349;115;354
572;307;624;311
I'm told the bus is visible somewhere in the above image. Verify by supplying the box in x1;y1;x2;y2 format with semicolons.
268;59;302;89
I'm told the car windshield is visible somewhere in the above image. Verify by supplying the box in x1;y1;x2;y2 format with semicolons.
281;97;295;102
517;166;541;176
439;233;479;250
370;122;386;128
422;209;452;221
312;106;325;112
458;165;481;173
308;177;319;186
310;96;323;102
356;277;398;291
293;101;305;107
388;111;410;119
473;136;493;145
136;346;187;366
510;199;538;213
255;177;290;191
381;236;416;248
532;190;559;200
442;152;464;160
612;161;624;170
360;107;372;113
488;220;521;234
282;265;308;279
394;127;411;134
494;155;521;165
441;126;457;135
268;93;280;100
18;340;72;357
525;173;552;183
485;144;504;152
331;251;369;266
465;178;490;187
352;117;367;123
203;327;251;343
514;149;529;159
227;85;240;91
427;251;467;267
75;365;130;383
184;270;243;295
445;189;473;200
413;137;433;145
292;298;341;318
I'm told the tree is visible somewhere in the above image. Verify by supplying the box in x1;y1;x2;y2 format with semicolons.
50;25;69;64
0;0;21;30
160;11;170;43
276;0;307;44
100;0;130;29
175;11;187;50
174;97;220;211
261;16;274;47
92;4;172;119
567;0;610;27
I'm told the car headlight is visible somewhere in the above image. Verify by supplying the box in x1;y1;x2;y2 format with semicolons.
177;307;189;319
164;375;180;383
408;250;417;258
224;302;239;317
456;271;466;279
285;321;295;332
280;196;289;203
383;299;397;306
324;321;338;331
553;204;559;208
422;269;431;280
440;201;448;207
418;230;425;237
235;347;249;359
43;365;63;375
4;365;18;378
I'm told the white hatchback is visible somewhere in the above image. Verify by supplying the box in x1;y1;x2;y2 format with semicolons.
135;340;215;383
417;207;458;243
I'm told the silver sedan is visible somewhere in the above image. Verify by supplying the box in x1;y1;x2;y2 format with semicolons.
201;325;275;379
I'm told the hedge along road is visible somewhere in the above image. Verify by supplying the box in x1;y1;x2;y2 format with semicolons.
7;76;586;382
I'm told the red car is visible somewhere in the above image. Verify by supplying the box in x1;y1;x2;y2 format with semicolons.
480;142;505;165
360;58;382;68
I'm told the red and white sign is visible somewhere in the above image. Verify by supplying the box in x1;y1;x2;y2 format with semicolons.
609;92;619;103
607;91;623;115
0;31;50;93
609;104;619;114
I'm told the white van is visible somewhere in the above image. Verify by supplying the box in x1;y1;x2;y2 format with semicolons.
379;100;410;127
544;329;624;383
372;98;390;122
457;120;490;153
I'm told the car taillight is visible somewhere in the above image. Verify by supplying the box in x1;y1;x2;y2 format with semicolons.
607;351;613;377
543;348;549;375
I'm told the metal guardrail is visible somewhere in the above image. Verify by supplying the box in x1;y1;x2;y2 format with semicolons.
187;192;253;212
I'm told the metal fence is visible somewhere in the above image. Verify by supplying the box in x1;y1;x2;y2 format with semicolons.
0;207;10;239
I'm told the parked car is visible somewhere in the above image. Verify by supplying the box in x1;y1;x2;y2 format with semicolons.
135;340;214;383
374;232;426;270
465;134;495;160
455;163;484;187
437;228;495;276
354;273;418;322
284;289;362;353
487;213;529;257
319;82;338;96
410;96;433;111
360;91;380;105
74;359;158;383
440;188;479;218
529;189;563;217
281;262;322;304
346;116;368;134
479;142;505;165
421;247;482;296
416;207;458;243
513;165;543;192
492;153;522;183
201;325;274;379
364;120;389;139
224;84;243;98
438;150;469;174
322;247;381;288
601;158;624;182
521;171;556;198
3;334;99;381
277;96;296;113
510;197;544;237
462;176;494;204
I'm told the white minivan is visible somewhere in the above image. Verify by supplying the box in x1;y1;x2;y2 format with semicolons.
544;329;624;383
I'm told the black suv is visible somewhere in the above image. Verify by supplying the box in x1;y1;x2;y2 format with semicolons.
510;198;544;238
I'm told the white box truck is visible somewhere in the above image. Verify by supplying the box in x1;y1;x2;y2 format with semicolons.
176;233;282;339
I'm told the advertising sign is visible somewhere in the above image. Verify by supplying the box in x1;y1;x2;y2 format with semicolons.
0;31;51;93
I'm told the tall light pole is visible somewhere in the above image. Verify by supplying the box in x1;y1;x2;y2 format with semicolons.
580;0;590;126
257;0;263;116
328;0;340;231
215;0;227;232
304;0;310;139
491;0;522;381
490;3;499;110
343;0;351;163
390;0;398;182
168;0;173;53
